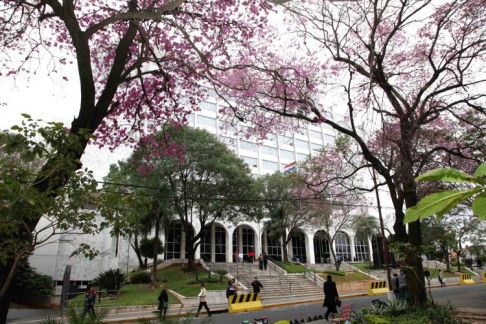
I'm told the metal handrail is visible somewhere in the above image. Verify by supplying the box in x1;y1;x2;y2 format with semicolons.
266;257;292;293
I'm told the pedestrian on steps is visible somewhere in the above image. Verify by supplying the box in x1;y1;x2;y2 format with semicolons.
251;277;263;295
258;254;264;270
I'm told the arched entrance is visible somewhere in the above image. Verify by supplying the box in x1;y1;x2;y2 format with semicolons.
164;221;194;260
232;225;255;262
200;223;227;262
291;229;306;263
314;230;331;264
261;229;282;261
335;231;351;262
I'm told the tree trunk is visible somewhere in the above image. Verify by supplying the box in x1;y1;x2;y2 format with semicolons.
151;219;160;288
131;234;145;269
186;233;195;270
329;237;339;271
0;294;9;324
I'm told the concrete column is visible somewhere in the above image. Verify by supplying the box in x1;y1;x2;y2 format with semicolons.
306;232;315;264
211;223;216;263
256;223;262;255
181;230;186;259
238;226;243;253
227;227;234;263
263;229;268;253
368;237;374;263
349;236;355;262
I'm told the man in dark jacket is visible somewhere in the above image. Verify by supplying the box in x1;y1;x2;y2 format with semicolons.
251;277;263;294
323;275;339;321
263;252;269;270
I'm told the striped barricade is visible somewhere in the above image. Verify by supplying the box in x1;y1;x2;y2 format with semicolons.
460;274;476;285
368;281;388;296
228;292;263;313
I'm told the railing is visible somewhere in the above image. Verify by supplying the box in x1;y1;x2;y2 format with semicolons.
267;257;292;293
199;255;217;274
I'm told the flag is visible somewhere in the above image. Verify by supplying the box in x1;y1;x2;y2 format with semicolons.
284;162;296;173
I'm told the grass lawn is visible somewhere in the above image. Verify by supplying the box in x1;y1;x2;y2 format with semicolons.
352;262;384;272
319;271;371;283
69;265;226;307
275;261;309;273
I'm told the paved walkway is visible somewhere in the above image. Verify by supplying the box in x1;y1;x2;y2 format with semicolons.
7;282;485;323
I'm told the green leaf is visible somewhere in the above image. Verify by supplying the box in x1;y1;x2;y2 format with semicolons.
416;168;484;184
404;188;482;223
473;162;486;178
472;191;486;220
21;113;31;118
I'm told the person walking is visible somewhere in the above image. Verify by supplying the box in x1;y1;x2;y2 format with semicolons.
196;283;212;317
263;252;269;270
391;273;400;300
238;251;243;263
84;287;96;315
157;285;169;320
323;275;339;321
249;249;255;263
251;277;263;295
258;254;264;270
398;270;408;302
423;267;431;285
233;251;238;263
438;269;446;287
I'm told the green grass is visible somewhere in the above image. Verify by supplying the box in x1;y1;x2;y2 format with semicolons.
275;261;309;273
352;262;384;272
320;271;371;282
68;265;226;307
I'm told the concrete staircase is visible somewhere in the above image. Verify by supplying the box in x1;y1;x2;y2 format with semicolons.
221;262;324;301
452;308;486;324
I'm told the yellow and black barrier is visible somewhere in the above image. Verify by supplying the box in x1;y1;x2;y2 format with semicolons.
460;274;476;285
368;281;388;296
228;292;263;313
483;273;486;284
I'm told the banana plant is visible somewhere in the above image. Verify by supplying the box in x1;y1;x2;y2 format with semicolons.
405;163;486;223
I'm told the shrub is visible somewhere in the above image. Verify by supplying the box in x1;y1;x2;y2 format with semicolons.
383;300;407;317
130;272;151;284
363;315;390;324
93;269;126;291
10;261;53;298
215;269;228;283
323;270;346;276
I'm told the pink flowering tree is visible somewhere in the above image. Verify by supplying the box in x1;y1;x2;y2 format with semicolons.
0;0;280;318
216;0;486;303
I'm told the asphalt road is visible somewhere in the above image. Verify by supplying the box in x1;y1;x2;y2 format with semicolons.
190;284;486;324
7;284;485;323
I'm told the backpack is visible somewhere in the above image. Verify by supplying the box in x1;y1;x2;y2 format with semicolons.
85;294;94;306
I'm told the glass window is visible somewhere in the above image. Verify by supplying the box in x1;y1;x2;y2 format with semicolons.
279;135;293;146
323;123;334;132
296;153;308;162
335;232;351;262
324;134;335;145
261;145;277;156
311;143;323;153
219;136;236;149
200;101;216;113
186;114;195;126
314;231;330;264
295;139;309;150
165;223;182;260
310;130;322;141
280;149;294;160
197;115;216;128
291;231;306;263
262;160;278;171
240;140;258;152
241;156;258;168
266;133;277;142
266;231;282;261
200;225;211;261
354;238;369;262
299;127;308;136
215;226;226;262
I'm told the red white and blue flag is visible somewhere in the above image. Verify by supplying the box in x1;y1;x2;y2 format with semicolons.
284;162;296;173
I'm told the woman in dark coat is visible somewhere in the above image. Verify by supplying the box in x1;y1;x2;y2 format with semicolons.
158;286;169;320
323;275;339;321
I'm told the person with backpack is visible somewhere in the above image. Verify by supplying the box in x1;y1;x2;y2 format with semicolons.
158;285;169;320
263;252;269;270
84;287;96;314
258;254;264;270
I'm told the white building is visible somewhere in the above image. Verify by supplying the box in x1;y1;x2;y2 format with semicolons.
30;91;391;287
